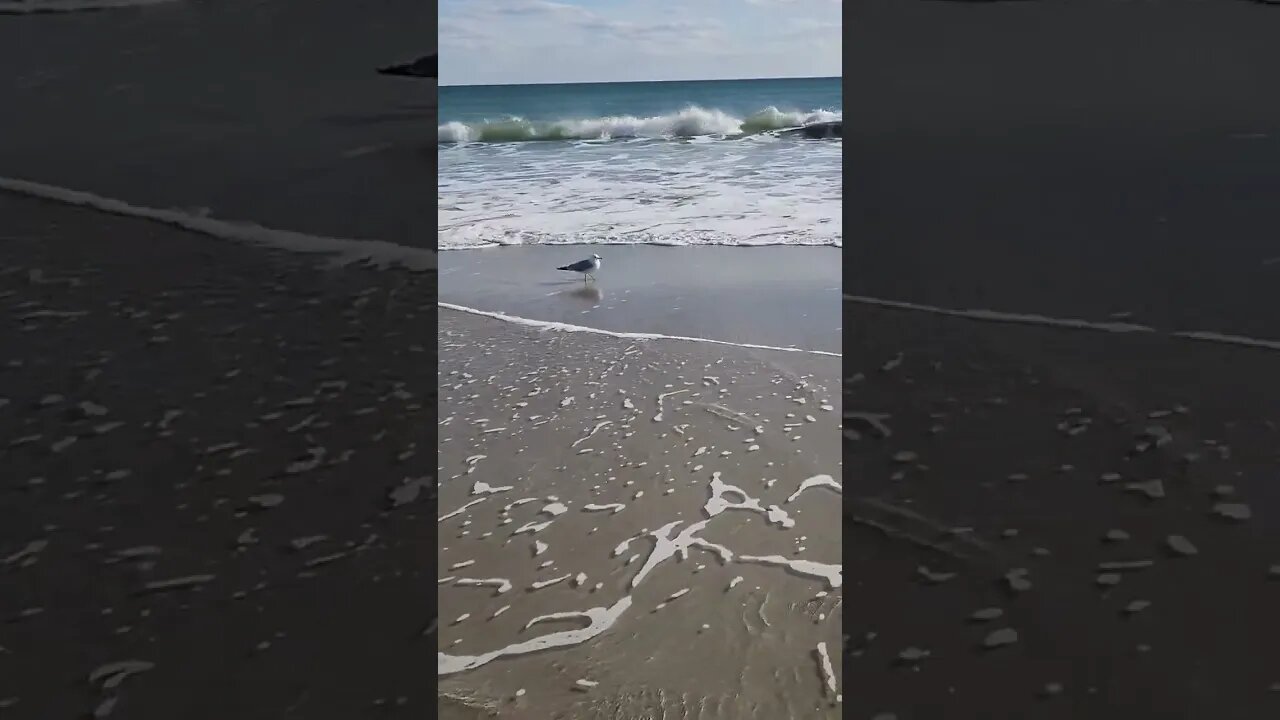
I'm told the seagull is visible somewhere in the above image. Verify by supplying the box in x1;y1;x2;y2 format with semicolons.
558;253;602;282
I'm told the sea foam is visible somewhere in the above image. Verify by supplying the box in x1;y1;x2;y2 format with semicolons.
438;105;841;144
0;176;435;271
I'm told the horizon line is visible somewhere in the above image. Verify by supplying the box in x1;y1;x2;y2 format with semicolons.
439;74;840;89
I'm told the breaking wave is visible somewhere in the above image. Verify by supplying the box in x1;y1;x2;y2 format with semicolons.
437;105;841;144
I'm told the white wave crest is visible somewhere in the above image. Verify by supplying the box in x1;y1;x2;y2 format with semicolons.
437;105;842;144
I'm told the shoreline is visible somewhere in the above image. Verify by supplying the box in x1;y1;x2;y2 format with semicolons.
0;177;437;272
439;244;842;356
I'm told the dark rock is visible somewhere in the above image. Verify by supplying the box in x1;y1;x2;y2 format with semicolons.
378;54;436;78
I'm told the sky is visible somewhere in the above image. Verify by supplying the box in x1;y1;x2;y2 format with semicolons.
438;0;841;86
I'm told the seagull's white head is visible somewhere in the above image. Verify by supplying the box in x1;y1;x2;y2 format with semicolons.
592;254;602;260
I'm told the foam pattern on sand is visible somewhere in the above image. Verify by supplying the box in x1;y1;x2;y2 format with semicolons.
437;332;842;713
0;177;435;271
439;468;840;672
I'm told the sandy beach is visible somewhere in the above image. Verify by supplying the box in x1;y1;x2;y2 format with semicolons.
438;243;841;718
438;305;841;718
848;1;1280;717
845;304;1280;718
0;193;434;719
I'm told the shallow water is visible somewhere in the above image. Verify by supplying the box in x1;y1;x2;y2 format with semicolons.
438;245;842;355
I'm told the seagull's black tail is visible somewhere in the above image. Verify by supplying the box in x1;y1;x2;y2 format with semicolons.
557;265;573;271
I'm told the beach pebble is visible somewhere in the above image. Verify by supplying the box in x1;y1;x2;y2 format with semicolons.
1123;600;1151;615
983;628;1019;649
1166;535;1198;557
1104;529;1130;543
917;566;956;584
247;494;284;509
1004;568;1032;593
969;607;1003;622
892;451;918;464
1096;573;1122;587
1211;503;1252;522
897;647;930;663
1140;425;1173;448
77;401;109;418
1042;682;1064;697
1125;480;1165;500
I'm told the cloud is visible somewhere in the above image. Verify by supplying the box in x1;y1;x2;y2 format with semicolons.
438;0;840;85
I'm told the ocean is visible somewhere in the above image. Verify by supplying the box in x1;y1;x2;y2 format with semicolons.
438;77;841;250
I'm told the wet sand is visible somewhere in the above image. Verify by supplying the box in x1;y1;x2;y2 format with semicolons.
439;245;842;355
844;304;1280;718
849;1;1280;716
0;193;434;719
438;306;841;718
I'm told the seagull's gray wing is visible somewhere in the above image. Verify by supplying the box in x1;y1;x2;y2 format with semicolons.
563;258;593;272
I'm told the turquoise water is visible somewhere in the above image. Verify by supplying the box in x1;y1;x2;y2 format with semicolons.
438;77;842;250
439;77;840;134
